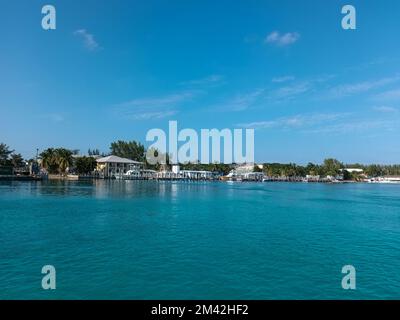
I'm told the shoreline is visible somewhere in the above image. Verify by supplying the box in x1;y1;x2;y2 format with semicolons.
1;175;400;185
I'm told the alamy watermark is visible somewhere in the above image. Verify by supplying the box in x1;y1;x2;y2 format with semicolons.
41;265;56;290
341;265;356;290
341;5;356;30
145;121;254;165
41;5;56;30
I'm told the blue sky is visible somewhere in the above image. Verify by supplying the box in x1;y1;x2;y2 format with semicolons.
1;0;400;164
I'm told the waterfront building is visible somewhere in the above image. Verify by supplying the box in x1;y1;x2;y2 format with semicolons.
306;175;320;182
180;170;213;180
368;176;400;184
123;169;158;180
342;168;363;173
224;163;264;181
242;171;264;181
96;155;143;178
385;176;400;182
172;164;180;174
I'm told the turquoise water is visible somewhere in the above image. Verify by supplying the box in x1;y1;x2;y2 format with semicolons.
0;180;399;299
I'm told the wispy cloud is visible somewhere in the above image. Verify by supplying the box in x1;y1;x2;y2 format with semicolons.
124;110;178;120
373;88;400;101
215;88;265;112
265;31;300;46
271;81;312;101
239;110;400;136
214;76;328;112
114;90;199;120
343;57;400;73
306;119;400;134
117;91;198;109
327;75;400;98
373;106;398;113
272;76;295;83
238;113;349;130
180;74;224;87
38;113;65;123
74;29;100;51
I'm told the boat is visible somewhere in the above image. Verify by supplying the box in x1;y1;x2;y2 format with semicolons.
367;176;400;184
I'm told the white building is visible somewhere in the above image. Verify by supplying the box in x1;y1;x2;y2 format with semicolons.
180;170;213;180
225;163;264;181
342;168;363;173
96;155;143;178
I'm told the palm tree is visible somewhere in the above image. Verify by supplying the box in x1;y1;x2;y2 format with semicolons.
40;148;57;172
40;148;73;174
55;148;73;175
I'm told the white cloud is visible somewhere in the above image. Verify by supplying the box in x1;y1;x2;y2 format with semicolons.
125;110;177;120
181;74;224;87
114;90;199;121
275;81;311;99
265;31;300;46
38;113;65;123
374;88;400;101
218;88;265;112
74;29;100;51
306;119;400;134
272;81;312;100
328;76;400;98
118;91;198;109
373;106;398;113
239;112;400;135
215;77;321;112
238;113;348;130
272;76;295;83
267;75;335;102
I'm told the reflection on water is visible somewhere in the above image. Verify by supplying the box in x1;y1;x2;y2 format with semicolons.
0;180;222;199
0;180;400;299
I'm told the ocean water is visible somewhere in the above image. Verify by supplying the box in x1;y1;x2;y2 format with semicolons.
0;180;399;300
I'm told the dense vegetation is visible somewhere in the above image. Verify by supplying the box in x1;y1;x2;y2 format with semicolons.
262;159;343;177
2;141;400;178
0;143;24;168
75;156;97;175
110;140;146;162
40;148;74;174
261;160;400;178
179;163;233;175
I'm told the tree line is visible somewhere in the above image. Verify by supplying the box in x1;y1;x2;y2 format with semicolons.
261;159;400;178
0;143;25;168
2;141;400;177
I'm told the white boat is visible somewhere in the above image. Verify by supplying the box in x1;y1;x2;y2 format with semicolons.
123;169;141;180
367;177;400;184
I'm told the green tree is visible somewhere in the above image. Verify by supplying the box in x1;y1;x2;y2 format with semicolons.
342;170;352;181
0;143;13;165
40;148;73;174
56;148;73;174
306;162;320;176
365;164;383;177
88;148;100;156
75;156;97;174
110;140;145;162
10;153;24;168
322;158;343;176
40;148;58;173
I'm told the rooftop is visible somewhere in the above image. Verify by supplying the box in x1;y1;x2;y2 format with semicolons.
96;155;143;164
